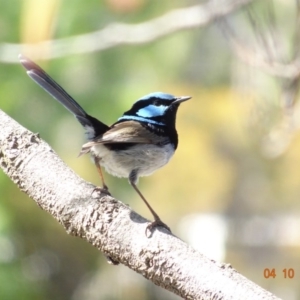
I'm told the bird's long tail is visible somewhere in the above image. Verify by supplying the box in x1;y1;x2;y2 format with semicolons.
19;55;109;139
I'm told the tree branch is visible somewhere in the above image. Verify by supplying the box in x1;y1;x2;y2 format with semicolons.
1;0;256;63
219;18;300;79
219;2;300;80
0;109;280;299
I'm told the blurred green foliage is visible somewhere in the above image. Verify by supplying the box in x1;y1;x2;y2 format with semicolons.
1;0;300;299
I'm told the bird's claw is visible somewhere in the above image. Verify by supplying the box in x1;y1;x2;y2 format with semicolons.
92;186;111;196
145;219;172;236
104;254;119;265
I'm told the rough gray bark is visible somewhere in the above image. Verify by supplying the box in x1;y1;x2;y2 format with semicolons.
0;109;280;300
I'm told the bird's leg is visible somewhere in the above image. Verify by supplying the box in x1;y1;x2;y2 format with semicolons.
129;171;171;234
94;157;110;194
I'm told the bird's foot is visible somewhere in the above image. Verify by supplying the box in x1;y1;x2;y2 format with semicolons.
92;185;111;196
104;254;119;265
145;218;172;236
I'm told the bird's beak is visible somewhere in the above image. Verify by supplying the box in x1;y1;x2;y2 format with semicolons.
173;96;192;104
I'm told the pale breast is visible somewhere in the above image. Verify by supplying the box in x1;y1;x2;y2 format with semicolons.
90;143;175;179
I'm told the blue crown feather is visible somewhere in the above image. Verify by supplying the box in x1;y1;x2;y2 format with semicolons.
138;92;175;101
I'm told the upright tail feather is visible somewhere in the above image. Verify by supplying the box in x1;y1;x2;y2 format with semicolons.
19;55;109;139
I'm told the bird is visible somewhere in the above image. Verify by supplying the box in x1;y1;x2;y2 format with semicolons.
19;55;191;234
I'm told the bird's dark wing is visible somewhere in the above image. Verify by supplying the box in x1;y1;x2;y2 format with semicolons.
80;121;168;154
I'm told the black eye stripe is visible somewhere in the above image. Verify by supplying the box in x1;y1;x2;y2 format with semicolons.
134;97;172;109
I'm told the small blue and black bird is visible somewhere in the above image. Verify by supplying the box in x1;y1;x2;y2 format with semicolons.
19;55;191;233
